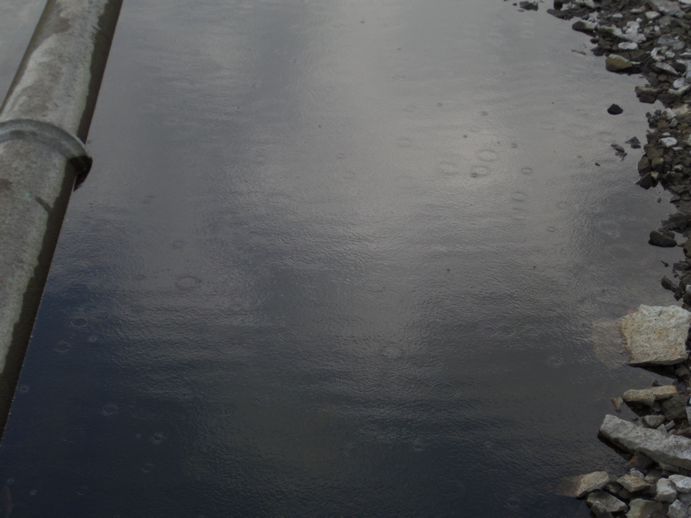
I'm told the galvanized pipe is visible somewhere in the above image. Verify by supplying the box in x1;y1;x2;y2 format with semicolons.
0;0;122;434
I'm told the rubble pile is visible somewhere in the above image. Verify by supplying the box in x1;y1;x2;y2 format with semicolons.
565;305;691;517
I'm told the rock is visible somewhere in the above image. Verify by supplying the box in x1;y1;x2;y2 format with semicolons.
608;104;624;115
649;230;677;247
627;136;642;149
623;385;678;407
647;0;684;17
600;415;691;472
619;305;691;366
656;478;677;502
587;491;628;513
635;85;659;103
661;276;676;291
637;173;658;190
559;471;612;498
590;501;615;517
661;137;678;147
669;475;691;494
519;0;538;10
625;498;665;518
668;500;688;518
619;42;639;50
607;54;636;72
642;415;666;428
661;395;687;421
619;473;651;493
654;62;679;75
573;19;597;34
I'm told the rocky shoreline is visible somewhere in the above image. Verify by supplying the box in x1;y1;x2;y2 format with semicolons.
512;0;691;516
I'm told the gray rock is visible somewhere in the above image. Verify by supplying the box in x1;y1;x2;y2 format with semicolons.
573;20;597;34
590;501;614;518
670;475;691;494
600;415;691;471
648;0;684;17
623;385;678;407
655;478;677;502
587;491;628;513
649;230;677;247
654;62;680;75
660;137;678;147
668;500;688;518
619;473;651;493
626;498;664;517
607;54;636;72
642;415;666;428
635;85;659;103
619;305;691;366
559;471;612;498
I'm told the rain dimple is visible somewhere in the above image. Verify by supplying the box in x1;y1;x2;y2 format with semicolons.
476;149;498;162
470;165;491;178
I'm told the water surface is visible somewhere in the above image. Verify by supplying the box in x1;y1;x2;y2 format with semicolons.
0;1;680;516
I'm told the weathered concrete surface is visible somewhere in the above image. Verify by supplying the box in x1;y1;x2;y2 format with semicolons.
0;0;122;434
600;415;691;472
620;306;691;366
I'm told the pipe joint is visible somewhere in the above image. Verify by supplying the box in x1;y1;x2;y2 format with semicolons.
0;118;92;188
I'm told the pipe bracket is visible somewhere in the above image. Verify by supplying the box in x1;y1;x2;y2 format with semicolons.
0;118;92;188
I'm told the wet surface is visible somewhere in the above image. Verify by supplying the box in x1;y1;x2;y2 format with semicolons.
0;1;684;516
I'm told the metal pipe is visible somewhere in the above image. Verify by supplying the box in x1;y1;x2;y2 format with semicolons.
0;0;122;434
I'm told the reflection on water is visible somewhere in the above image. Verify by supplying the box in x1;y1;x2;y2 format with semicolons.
0;0;680;516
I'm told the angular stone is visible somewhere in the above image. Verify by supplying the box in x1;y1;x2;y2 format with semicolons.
619;305;691;366
559;471;611;498
635;85;659;103
662;395;688;421
619;474;651;493
670;475;691;494
623;385;678;407
626;498;665;518
642;415;666;428
656;478;677;502
600;415;691;471
607;54;635;72
649;230;677;247
668;499;688;518
587;491;628;513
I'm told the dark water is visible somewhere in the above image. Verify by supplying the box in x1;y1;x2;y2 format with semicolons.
0;1;683;516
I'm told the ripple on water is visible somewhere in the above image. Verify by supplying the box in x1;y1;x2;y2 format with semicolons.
470;165;491;178
477;149;498;162
100;403;119;417
53;340;72;354
175;275;202;291
520;166;533;175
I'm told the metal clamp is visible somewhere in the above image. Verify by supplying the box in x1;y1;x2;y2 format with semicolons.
0;118;92;188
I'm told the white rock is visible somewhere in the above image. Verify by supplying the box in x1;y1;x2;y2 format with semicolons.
599;415;691;472
654;62;680;75
619;42;639;50
645;11;661;19
619;305;691;366
656;478;677;502
661;137;679;147
670;475;691;494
